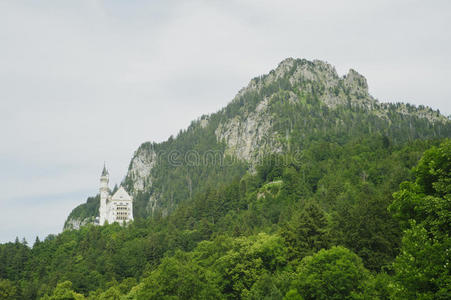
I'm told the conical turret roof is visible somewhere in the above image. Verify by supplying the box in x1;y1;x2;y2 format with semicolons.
101;163;109;176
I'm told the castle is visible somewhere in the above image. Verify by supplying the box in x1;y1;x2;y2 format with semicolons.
98;165;134;225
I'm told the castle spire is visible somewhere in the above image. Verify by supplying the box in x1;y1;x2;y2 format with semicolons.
101;162;109;176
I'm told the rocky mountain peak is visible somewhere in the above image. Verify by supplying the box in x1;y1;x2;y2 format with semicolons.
270;58;341;88
235;58;374;110
344;68;368;97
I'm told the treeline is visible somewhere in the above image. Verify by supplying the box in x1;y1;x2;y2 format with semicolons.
1;137;449;299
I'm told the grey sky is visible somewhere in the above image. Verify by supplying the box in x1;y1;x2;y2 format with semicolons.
1;0;450;243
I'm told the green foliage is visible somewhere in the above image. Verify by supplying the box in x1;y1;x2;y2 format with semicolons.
391;221;450;299
41;281;85;300
0;279;17;300
245;272;285;300
292;246;369;300
331;183;401;271
281;203;330;260
133;251;222;300
97;286;121;300
414;140;451;197
283;289;304;300
390;140;451;299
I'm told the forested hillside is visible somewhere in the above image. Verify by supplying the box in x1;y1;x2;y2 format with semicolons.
1;138;450;299
1;58;450;299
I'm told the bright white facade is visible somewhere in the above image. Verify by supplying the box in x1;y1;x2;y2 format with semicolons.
99;165;134;225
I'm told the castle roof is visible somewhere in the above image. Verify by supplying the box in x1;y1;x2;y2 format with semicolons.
111;186;132;201
101;163;109;176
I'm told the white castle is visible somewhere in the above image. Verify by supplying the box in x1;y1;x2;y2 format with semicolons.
99;165;134;225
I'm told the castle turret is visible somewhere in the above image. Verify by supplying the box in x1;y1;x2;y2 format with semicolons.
99;164;109;225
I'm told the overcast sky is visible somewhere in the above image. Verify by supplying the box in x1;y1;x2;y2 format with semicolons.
1;0;450;244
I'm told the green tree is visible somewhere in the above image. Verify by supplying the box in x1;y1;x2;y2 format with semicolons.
245;272;283;300
281;203;330;260
391;221;450;299
133;251;222;300
389;140;451;299
98;286;121;300
283;289;304;300
292;246;369;300
0;279;17;300
332;184;401;271
42;281;85;300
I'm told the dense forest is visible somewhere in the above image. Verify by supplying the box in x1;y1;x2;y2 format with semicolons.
1;137;449;299
1;59;450;299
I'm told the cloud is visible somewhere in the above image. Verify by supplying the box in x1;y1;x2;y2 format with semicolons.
1;0;450;242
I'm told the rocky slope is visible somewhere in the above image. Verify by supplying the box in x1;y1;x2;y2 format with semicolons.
64;58;450;230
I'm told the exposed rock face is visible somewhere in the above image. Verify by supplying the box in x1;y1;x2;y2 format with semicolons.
146;193;169;217
232;58;373;110
126;144;157;193
344;69;368;96
64;217;93;231
215;98;281;162
277;59;374;108
199;117;209;128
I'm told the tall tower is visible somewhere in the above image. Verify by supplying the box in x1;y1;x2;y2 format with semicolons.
99;163;109;225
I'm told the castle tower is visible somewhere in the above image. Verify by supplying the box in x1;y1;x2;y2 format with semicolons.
99;163;109;225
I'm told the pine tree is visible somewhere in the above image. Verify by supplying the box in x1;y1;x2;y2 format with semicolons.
281;203;330;260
